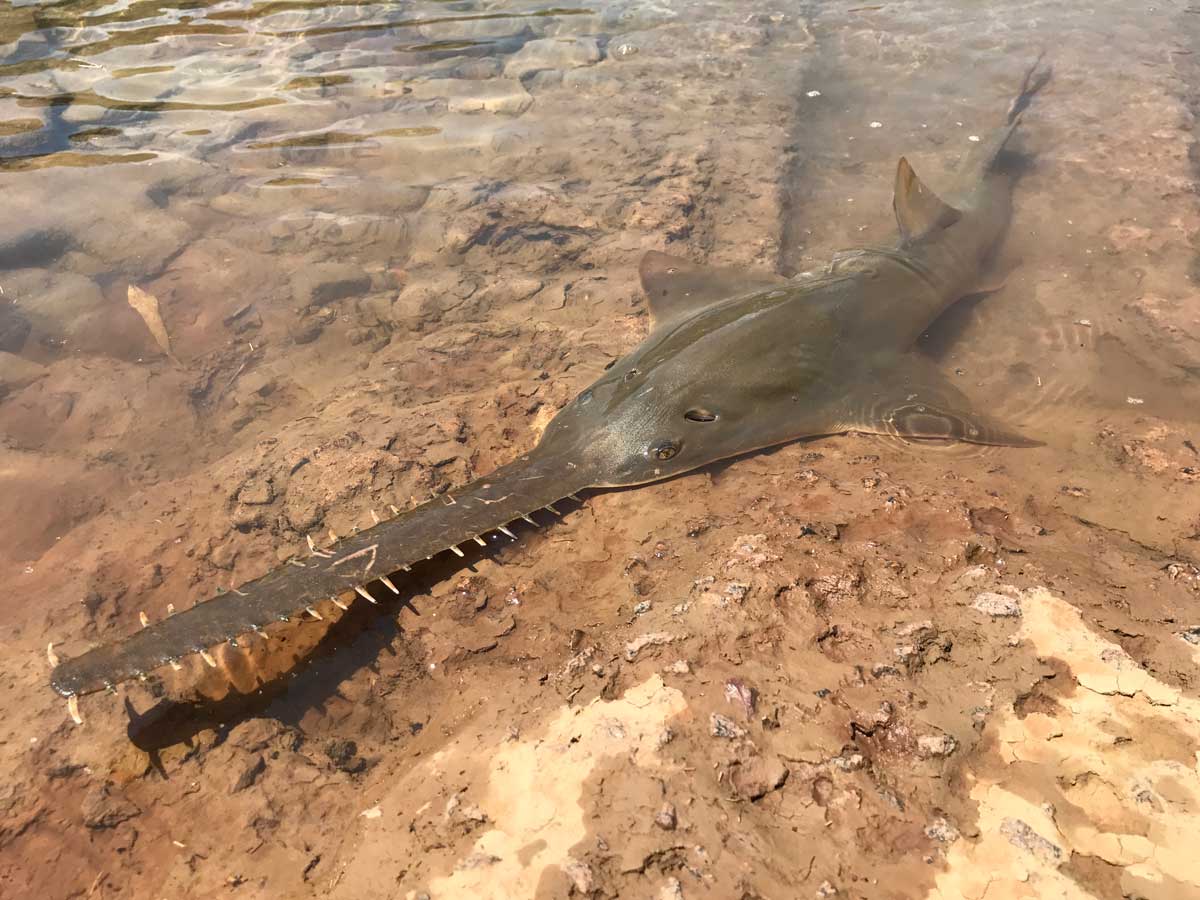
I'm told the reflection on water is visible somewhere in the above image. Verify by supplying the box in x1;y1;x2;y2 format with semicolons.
2;0;1200;895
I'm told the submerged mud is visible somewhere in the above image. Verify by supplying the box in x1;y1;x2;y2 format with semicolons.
1;0;1199;898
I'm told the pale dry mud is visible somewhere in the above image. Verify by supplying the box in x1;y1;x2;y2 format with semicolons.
0;0;1198;898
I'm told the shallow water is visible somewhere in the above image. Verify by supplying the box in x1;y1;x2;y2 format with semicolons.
2;1;1199;898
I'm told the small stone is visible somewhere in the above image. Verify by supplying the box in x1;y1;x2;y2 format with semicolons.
654;802;677;830
806;90;822;98
0;350;46;396
290;317;324;345
999;817;1062;865
869;121;883;128
656;727;675;749
633;600;652;616
231;755;267;793
80;784;141;829
832;753;864;771
664;660;690;675
504;37;601;78
1180;627;1200;645
925;817;961;843
710;713;747;739
917;734;958;758
729;755;789;800
658;877;684;900
326;739;367;774
972;591;1022;617
817;880;838;897
237;478;273;505
563;858;594;893
291;263;371;308
624;631;680;662
723;679;757;718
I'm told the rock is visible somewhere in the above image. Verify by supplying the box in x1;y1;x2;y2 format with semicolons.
633;600;652;615
0;305;31;353
562;858;594;893
654;802;677;830
817;881;839;897
81;783;141;828
664;659;690;675
291;263;371;308
0;228;71;270
917;733;958;758
326;739;367;774
724;679;757;718
407;77;532;115
658;877;684;900
624;631;681;662
728;755;789;800
999;817;1062;865
710;713;747;739
230;504;267;529
925;817;961;843
0;351;47;397
231;755;267;793
504;37;601;78
972;591;1022;617
1180;627;1200;645
290;317;324;345
237;477;273;505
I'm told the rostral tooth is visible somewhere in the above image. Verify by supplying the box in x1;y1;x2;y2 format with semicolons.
199;649;217;668
306;606;323;620
139;611;150;627
355;585;377;604
545;503;561;516
521;514;537;525
498;525;516;538
473;535;486;546
450;545;465;557
380;576;400;594
47;643;59;667
371;509;381;524
332;596;349;611
67;695;82;725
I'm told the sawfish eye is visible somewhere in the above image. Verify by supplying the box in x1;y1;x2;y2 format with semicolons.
684;408;717;423
649;440;680;460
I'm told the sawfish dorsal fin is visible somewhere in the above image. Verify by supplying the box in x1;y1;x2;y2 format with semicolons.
840;355;1041;447
639;251;788;331
893;157;961;243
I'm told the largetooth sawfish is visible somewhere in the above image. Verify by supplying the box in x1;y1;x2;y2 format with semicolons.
51;60;1050;718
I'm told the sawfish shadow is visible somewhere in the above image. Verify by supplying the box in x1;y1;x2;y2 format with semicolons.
121;514;573;769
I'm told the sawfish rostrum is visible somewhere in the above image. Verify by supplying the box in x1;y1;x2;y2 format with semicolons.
51;61;1050;711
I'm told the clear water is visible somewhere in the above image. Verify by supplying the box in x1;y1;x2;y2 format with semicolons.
2;0;1199;894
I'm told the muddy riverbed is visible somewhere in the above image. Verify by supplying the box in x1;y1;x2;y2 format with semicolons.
1;1;1199;898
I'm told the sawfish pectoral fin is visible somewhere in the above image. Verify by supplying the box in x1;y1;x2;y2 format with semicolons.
893;157;961;243
639;251;788;331
839;360;1042;447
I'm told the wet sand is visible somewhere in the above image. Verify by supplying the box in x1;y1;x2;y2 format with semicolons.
1;1;1198;898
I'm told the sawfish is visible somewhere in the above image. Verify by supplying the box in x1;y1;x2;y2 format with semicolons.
50;60;1050;718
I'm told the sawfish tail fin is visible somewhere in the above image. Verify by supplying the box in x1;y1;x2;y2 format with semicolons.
964;52;1053;175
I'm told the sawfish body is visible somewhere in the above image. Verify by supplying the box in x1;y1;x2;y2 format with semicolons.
50;61;1050;708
